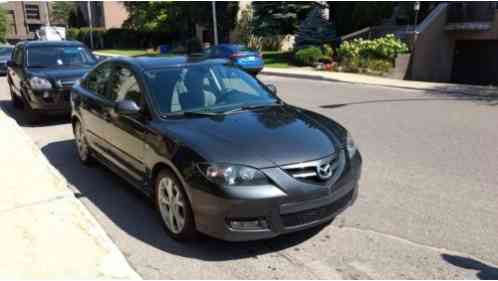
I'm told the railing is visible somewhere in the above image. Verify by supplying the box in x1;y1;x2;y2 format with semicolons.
447;2;496;24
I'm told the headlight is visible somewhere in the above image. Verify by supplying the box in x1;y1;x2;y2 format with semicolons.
29;77;52;90
198;163;269;186
346;132;357;159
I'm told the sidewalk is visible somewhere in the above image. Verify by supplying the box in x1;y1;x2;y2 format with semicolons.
0;109;140;279
262;67;498;98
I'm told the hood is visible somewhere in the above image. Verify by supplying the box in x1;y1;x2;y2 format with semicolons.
27;65;93;81
158;105;341;168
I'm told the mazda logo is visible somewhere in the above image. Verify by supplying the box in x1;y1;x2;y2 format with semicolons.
316;162;333;180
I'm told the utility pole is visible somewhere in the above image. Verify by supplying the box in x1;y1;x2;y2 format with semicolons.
413;1;420;49
211;1;219;45
45;2;50;26
87;1;94;49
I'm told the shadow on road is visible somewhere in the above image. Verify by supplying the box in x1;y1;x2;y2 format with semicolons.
320;95;498;109
41;139;323;261
0;100;70;127
442;254;498;280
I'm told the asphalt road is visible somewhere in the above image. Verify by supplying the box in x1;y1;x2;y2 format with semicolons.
1;75;497;279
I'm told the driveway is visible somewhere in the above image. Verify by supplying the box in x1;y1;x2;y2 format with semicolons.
1;75;497;279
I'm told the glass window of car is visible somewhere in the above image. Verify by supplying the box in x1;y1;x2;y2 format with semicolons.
146;64;276;114
0;47;13;57
27;46;96;68
13;47;23;65
108;66;142;106
83;63;112;98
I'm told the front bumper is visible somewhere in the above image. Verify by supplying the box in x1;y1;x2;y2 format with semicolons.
189;152;362;241
25;88;72;114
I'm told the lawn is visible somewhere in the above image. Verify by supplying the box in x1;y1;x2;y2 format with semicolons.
263;51;291;68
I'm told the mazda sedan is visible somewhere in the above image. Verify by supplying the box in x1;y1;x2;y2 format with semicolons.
70;56;362;241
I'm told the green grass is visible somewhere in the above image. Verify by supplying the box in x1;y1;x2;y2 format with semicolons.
263;51;291;68
96;49;159;57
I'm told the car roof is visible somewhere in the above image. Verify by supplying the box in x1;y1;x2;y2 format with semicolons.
20;40;86;48
109;55;231;71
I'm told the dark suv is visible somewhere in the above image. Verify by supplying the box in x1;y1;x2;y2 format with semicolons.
7;40;97;122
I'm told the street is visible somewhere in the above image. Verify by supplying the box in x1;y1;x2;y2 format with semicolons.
1;75;497;279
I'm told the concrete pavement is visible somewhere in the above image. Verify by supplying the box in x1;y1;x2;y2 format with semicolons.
0;107;140;279
1;75;497;279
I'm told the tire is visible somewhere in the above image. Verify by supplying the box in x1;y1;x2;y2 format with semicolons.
73;120;94;165
154;169;197;241
24;103;41;125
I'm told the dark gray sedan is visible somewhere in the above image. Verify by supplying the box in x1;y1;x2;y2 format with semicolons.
0;45;13;75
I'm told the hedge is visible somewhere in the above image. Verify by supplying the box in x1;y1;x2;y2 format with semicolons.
66;28;175;50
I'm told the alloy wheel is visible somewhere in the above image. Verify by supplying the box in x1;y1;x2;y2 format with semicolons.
157;176;186;234
75;122;89;162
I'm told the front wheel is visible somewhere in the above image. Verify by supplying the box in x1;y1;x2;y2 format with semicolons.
155;169;197;241
74;121;94;165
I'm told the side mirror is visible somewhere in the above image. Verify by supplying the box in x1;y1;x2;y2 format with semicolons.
266;84;277;95
6;60;16;67
115;100;141;115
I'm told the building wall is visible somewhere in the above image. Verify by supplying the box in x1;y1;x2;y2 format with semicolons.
410;4;454;82
1;2;50;42
102;2;129;29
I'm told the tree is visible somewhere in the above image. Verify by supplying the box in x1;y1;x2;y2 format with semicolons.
251;2;314;36
50;2;76;27
0;7;7;43
295;4;336;48
123;2;239;44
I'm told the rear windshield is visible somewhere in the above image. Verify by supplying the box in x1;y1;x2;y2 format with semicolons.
0;47;13;56
227;45;253;52
27;46;96;68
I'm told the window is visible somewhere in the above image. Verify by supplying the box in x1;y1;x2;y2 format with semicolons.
146;64;276;114
13;47;23;66
108;66;142;105
27;46;96;67
25;4;40;20
84;64;112;98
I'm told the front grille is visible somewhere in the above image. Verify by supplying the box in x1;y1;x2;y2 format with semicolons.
281;152;346;183
281;190;354;228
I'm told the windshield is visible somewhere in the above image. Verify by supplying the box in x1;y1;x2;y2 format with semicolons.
146;64;277;114
0;47;13;56
27;46;96;67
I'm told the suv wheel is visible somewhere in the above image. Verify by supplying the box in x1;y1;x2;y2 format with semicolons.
74;121;93;165
155;169;197;241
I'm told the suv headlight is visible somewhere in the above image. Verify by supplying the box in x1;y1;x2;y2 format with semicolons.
198;163;269;187
29;76;52;90
346;132;357;159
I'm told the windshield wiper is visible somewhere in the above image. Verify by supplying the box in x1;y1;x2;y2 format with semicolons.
162;110;220;118
27;65;47;68
220;102;283;115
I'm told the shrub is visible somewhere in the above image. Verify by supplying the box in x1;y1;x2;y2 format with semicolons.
366;59;392;74
337;34;408;62
67;28;174;49
294;46;323;66
321;44;334;58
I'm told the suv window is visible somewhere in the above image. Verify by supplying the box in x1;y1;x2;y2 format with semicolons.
108;65;142;106
84;63;112;98
13;47;23;65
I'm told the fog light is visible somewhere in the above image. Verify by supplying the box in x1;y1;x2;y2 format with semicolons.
42;91;50;98
228;218;268;230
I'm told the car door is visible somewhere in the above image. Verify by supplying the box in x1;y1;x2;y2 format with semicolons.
105;64;147;183
8;46;25;95
78;62;114;157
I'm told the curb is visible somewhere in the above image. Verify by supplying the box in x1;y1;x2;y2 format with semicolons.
0;107;141;279
261;69;498;99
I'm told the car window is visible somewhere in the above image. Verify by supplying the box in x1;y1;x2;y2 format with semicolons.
108;65;142;106
13;47;23;65
27;46;96;67
84;63;112;98
0;47;13;56
146;64;276;114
